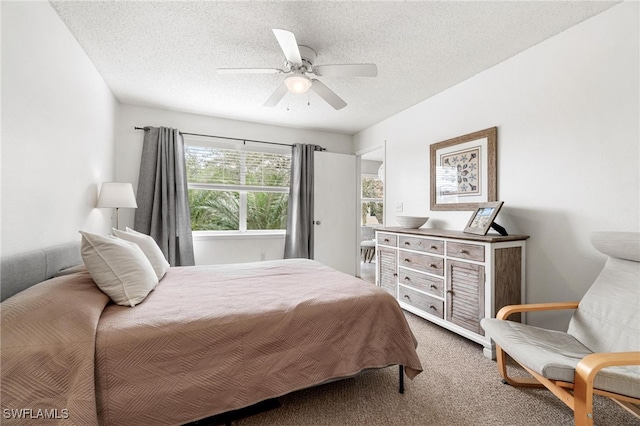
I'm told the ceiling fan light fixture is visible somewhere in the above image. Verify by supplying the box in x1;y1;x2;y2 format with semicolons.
285;73;312;94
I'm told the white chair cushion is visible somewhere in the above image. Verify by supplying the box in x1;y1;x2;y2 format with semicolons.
112;227;170;282
361;240;375;248
79;231;157;307
481;318;640;398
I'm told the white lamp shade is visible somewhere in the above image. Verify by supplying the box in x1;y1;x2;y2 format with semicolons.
97;183;137;208
285;73;312;94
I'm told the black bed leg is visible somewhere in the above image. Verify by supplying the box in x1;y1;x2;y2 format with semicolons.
398;365;405;394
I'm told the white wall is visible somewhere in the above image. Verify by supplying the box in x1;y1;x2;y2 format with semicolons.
353;2;639;330
192;234;286;265
1;1;118;257
361;159;383;176
115;103;353;264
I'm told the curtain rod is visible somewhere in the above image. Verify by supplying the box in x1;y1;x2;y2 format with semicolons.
133;127;325;150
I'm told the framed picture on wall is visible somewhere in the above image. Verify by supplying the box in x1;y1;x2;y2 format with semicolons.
430;127;497;211
463;201;504;235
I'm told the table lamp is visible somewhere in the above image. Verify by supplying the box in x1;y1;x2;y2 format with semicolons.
97;182;137;230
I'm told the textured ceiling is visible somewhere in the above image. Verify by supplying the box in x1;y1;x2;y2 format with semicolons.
50;1;617;135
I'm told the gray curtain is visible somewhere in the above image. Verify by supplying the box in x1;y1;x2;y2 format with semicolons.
284;143;321;259
134;126;195;266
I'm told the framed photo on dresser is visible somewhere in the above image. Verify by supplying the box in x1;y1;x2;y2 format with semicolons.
463;201;504;235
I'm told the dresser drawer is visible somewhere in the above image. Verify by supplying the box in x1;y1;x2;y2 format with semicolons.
399;250;444;276
398;286;444;319
398;268;444;297
447;242;485;262
377;232;397;247
398;236;444;255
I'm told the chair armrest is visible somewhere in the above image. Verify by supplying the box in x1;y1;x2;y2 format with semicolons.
576;352;640;379
496;301;580;320
574;351;640;421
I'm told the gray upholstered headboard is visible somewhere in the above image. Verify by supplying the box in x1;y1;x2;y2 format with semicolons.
1;242;82;302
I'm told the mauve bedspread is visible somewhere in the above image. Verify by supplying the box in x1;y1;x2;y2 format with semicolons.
2;259;422;425
1;272;110;425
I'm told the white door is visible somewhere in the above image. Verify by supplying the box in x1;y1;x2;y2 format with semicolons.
314;151;357;275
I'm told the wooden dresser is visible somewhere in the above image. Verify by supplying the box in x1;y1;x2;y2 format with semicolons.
375;228;529;359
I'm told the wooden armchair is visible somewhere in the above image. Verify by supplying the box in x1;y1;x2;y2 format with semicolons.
481;232;640;425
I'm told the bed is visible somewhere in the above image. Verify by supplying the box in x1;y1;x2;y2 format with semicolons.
1;242;423;425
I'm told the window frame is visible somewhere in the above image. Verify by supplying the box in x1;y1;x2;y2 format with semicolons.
184;135;291;236
361;173;384;226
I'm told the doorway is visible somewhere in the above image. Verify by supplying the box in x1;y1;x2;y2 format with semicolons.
357;146;385;284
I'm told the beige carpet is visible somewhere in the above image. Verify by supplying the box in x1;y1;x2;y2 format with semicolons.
236;312;638;426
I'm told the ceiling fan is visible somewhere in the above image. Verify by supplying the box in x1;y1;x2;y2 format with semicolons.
217;29;377;110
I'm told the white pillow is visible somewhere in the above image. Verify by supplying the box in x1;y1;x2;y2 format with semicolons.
79;231;158;307
112;227;170;281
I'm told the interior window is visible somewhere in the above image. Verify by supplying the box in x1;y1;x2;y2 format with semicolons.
361;176;383;226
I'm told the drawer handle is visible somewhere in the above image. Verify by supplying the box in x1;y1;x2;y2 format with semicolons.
446;290;454;295
429;263;438;268
384;239;390;242
404;258;411;263
430;245;438;250
403;294;410;299
430;284;438;289
404;241;411;246
460;249;469;254
404;277;411;282
429;305;437;310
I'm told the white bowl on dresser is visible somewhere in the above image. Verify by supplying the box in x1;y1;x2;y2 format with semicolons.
395;216;429;229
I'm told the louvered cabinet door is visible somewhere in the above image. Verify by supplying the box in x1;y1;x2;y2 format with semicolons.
377;247;397;297
446;259;485;334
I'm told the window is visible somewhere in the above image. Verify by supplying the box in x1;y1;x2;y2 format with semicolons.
362;176;383;225
185;140;291;233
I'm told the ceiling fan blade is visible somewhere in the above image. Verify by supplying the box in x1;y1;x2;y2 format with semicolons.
310;80;347;110
314;64;378;77
264;83;289;107
217;68;283;74
272;29;302;65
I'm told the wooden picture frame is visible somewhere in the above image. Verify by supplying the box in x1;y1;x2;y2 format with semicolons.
463;201;504;235
430;127;497;211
